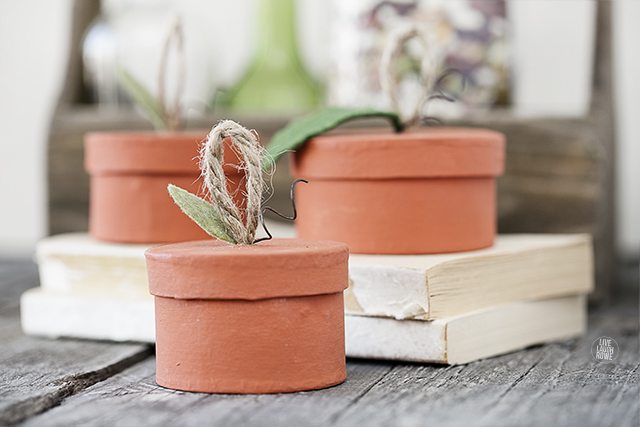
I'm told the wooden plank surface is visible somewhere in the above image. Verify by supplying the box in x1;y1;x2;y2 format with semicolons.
0;260;638;426
0;261;152;425
47;108;615;301
19;311;639;427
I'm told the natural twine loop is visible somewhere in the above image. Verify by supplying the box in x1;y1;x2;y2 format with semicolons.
380;25;440;127
200;120;267;245
157;17;185;132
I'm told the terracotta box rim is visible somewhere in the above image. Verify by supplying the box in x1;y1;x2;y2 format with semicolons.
145;238;350;300
291;126;505;180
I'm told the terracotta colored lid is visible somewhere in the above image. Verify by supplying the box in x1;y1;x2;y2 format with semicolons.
85;131;241;175
291;127;505;179
145;238;349;300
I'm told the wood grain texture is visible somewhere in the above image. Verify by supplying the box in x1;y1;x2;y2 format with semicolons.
18;309;639;427
0;261;152;425
19;360;395;427
1;260;633;427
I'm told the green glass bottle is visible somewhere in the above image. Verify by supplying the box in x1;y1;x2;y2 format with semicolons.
218;0;322;114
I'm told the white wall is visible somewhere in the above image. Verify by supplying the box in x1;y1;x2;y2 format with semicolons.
0;0;73;256
0;0;637;257
613;0;640;256
510;0;595;116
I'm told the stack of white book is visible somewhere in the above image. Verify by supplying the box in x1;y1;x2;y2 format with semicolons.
21;231;592;365
21;234;155;342
345;234;592;364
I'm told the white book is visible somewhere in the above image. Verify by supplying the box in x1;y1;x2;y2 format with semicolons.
23;233;153;342
21;288;586;364
23;232;591;363
33;233;592;322
35;233;150;296
345;295;586;365
348;234;593;320
21;288;154;342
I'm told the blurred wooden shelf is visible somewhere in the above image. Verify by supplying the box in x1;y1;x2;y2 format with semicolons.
48;106;613;301
48;1;615;300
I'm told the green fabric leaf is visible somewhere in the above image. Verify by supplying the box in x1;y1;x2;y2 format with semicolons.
116;67;167;131
264;107;403;168
167;184;236;244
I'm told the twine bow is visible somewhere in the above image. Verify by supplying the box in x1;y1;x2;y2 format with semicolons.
200;120;267;244
168;120;268;245
379;25;443;127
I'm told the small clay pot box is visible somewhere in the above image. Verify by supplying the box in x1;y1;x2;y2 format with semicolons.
85;132;242;243
291;127;505;254
145;238;349;394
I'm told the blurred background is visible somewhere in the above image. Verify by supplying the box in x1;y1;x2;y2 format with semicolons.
0;0;638;299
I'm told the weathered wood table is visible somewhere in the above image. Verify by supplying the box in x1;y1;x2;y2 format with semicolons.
1;260;638;427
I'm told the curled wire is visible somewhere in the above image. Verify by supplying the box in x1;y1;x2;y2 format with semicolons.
420;68;468;126
253;179;308;244
380;25;467;128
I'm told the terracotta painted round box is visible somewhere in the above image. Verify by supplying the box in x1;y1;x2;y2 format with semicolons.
145;238;349;394
85;132;243;243
291;127;505;254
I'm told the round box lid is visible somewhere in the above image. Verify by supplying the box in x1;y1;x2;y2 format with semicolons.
85;131;241;175
145;238;349;300
291;127;505;180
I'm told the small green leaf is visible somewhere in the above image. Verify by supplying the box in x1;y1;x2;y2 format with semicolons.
167;184;236;243
116;67;167;131
264;107;403;169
